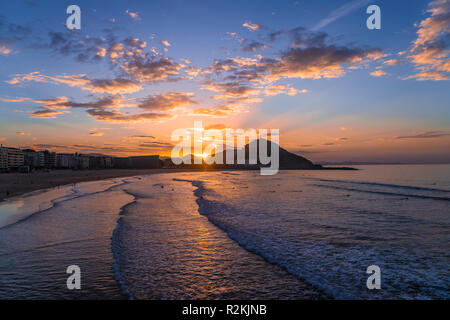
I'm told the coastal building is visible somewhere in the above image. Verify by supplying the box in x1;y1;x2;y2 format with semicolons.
104;156;113;168
43;150;57;169
86;155;114;169
73;153;90;170
36;151;46;168
113;155;160;169
0;147;7;170
0;146;25;169
56;153;75;168
129;155;160;169
23;149;39;168
89;156;106;169
114;157;131;169
161;158;177;168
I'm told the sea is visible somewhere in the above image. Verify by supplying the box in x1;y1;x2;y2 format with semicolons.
0;164;448;299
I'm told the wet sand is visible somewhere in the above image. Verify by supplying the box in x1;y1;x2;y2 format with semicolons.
0;169;192;200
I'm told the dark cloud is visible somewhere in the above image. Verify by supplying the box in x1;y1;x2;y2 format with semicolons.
396;131;450;139
120;56;183;82
0;18;32;53
202;82;259;100
139;141;174;149
29;108;67;119
34;143;66;149
288;27;328;48
25;95;173;123
126;135;156;139
137;92;196;111
241;40;268;52
261;45;383;79
268;30;286;42
204;27;383;87
85;78;143;94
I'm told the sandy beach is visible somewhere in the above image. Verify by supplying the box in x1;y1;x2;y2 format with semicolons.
0;169;192;200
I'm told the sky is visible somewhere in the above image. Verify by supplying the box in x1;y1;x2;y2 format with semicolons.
0;0;449;163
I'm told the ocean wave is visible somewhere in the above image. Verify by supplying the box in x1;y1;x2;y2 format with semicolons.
182;173;449;299
110;189;141;300
0;178;133;229
311;183;450;201
306;177;450;193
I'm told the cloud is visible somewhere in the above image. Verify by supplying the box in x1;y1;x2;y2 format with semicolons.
184;66;201;77
120;56;184;82
202;82;259;100
30;142;152;155
94;112;174;123
1;95;71;118
63;96;175;123
192;106;235;117
198;26;382;118
139;141;174;149
406;0;450;80
138;92;196;111
403;71;448;81
96;47;107;57
0;44;11;55
3;90;185;124
243;22;261;31
84;79;143;94
6;72;143;94
205;27;383;87
33;31;147;65
41;31;111;63
396;131;450;139
33;143;66;149
192;95;259;117
6;71;90;86
16;95;170;122
241;40;268;52
160;40;171;47
261;46;383;80
0;96;32;102
264;84;305;96
0;20;32;54
312;0;372;30
125;135;156;140
16;131;25;135
125;10;140;21
89;132;104;136
383;59;404;66
29;109;68;119
370;70;387;77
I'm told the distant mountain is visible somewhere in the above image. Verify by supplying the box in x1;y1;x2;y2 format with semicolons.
211;139;321;169
167;140;356;170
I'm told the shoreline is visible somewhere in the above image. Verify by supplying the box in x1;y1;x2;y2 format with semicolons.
0;166;356;202
0;169;195;201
